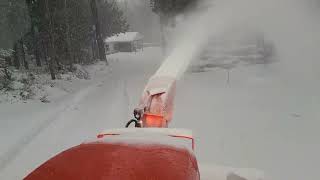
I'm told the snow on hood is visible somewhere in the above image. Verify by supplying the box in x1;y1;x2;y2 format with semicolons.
98;128;192;137
85;128;194;152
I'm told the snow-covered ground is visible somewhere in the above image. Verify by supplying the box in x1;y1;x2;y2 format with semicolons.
175;65;320;180
0;47;319;180
0;47;161;179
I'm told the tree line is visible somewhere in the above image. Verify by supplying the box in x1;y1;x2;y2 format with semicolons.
0;0;128;80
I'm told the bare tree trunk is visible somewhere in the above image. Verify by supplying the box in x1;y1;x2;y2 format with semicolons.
91;39;97;59
13;42;20;69
47;56;55;80
20;39;29;70
47;36;56;79
64;0;72;68
34;27;41;67
45;0;56;80
90;0;107;64
26;0;41;67
35;47;41;66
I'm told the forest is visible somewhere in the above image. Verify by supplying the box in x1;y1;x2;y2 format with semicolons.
0;0;196;101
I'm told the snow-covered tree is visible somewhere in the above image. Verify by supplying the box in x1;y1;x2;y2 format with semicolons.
149;0;198;54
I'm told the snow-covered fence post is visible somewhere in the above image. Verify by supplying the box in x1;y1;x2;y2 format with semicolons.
227;69;230;84
221;64;235;85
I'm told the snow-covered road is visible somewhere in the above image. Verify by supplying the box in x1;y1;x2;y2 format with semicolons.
0;48;161;179
0;47;319;180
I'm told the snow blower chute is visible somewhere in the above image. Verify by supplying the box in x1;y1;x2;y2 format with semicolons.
126;76;176;128
24;75;200;180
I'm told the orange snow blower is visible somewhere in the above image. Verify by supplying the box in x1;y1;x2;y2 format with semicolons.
126;76;176;128
24;75;200;180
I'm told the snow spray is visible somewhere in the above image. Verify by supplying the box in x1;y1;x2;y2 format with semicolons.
154;0;320;81
153;6;220;80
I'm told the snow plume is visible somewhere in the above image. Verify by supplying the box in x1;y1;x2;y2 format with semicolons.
154;3;220;79
155;0;320;81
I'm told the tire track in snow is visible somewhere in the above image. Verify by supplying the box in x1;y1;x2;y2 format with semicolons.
0;60;127;179
1;48;162;179
0;85;96;172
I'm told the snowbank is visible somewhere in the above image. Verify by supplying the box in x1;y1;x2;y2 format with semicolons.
105;32;143;43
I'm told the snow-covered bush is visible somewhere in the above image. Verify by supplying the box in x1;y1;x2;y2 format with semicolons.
19;73;37;100
40;95;50;103
1;60;98;103
0;49;15;91
73;64;90;80
0;60;14;91
0;70;14;91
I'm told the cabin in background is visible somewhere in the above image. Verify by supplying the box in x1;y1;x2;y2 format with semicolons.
104;32;144;54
